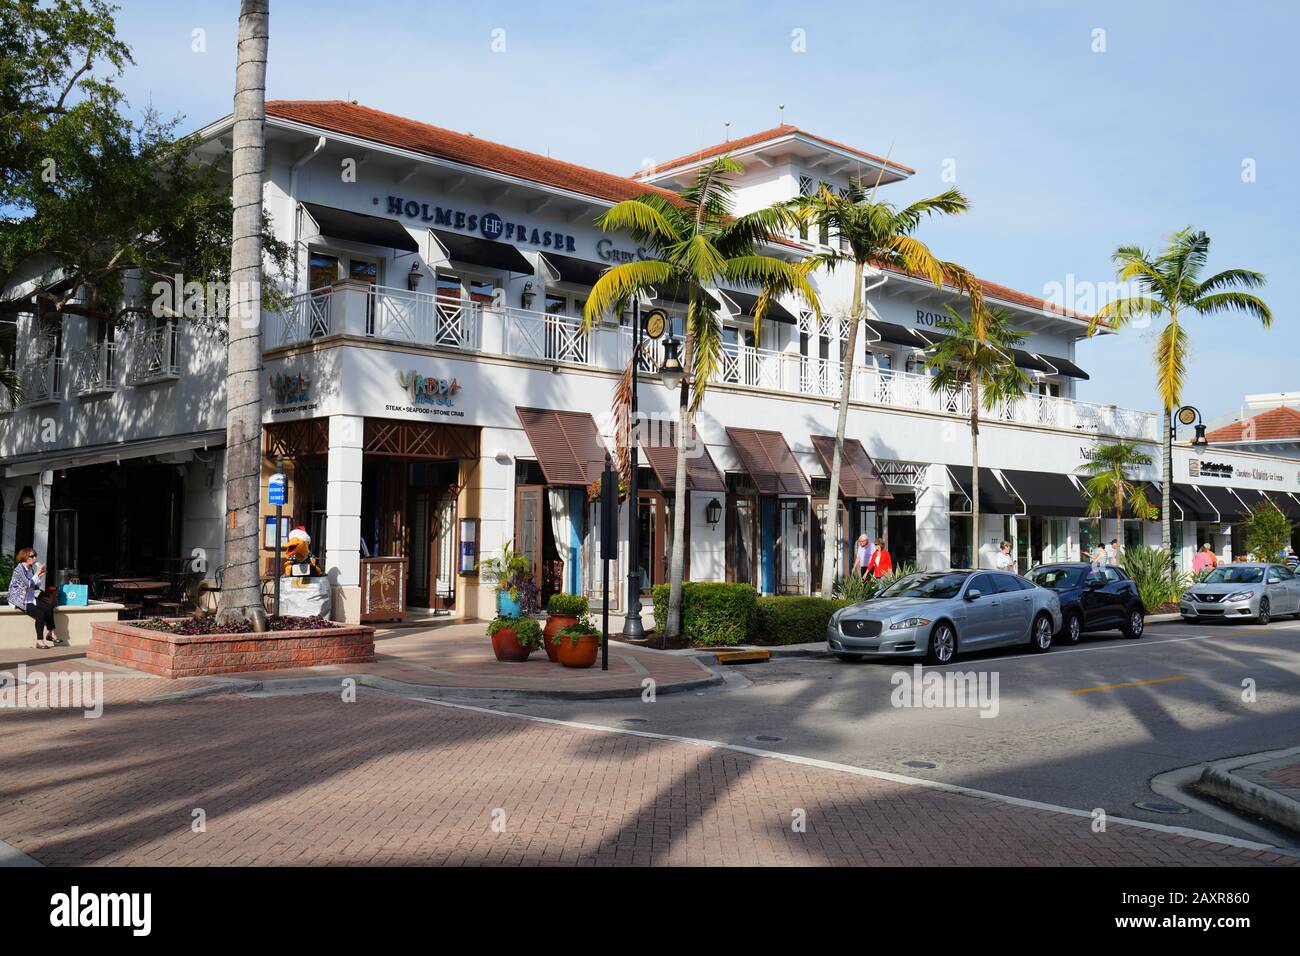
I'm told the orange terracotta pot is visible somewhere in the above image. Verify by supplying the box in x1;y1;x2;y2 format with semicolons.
555;633;599;669
490;627;532;662
543;614;577;663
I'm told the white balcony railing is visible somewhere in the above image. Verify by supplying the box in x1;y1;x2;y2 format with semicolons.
68;342;117;395
21;356;64;404
265;285;1160;441
128;324;181;385
502;308;588;364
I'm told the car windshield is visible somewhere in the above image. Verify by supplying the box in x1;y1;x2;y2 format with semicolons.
1029;567;1083;590
1202;567;1265;584
879;572;969;600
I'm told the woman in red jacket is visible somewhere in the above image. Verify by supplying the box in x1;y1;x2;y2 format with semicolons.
866;539;892;578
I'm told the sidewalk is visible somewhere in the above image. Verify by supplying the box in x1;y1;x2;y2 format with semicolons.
1197;747;1300;834
3;623;720;701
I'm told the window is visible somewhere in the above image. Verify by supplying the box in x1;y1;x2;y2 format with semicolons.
436;273;461;306
1102;567;1124;584
308;252;339;290
818;182;831;245
544;293;567;315
798;175;813;240
967;573;995;596
467;279;496;307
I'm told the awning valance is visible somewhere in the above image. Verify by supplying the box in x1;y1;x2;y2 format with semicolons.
947;465;1020;513
810;435;893;500
1170;484;1219;522
998;469;1087;517
302;202;418;252
638;424;725;492
540;253;607;287
432;228;533;274
863;321;932;349
1234;488;1278;516
719;289;797;324
725;427;811;495
1037;353;1089;380
1196;485;1248;521
1267;492;1300;520
515;407;606;485
652;284;721;309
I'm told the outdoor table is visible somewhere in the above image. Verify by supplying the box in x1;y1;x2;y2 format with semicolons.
110;581;171;593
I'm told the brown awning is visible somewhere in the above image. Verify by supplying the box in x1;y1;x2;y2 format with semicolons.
515;407;607;485
725;427;811;495
638;423;725;492
810;435;893;500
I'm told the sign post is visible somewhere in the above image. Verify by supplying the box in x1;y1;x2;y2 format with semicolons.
268;458;287;618
599;453;618;671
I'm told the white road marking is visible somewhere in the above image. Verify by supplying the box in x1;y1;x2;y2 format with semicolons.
403;692;1291;855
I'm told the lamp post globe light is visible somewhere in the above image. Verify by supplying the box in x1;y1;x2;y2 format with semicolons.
621;306;675;641
1168;405;1208;573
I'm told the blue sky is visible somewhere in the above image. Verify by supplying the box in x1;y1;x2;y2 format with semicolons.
111;0;1297;425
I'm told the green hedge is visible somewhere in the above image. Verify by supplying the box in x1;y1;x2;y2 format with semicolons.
755;596;852;646
651;582;757;647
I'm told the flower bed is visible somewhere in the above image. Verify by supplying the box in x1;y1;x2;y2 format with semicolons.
89;617;374;678
135;615;337;635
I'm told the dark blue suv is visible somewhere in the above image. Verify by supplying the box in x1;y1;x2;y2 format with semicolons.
1027;563;1146;643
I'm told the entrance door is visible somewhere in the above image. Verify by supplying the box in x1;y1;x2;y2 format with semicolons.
775;498;809;594
408;488;434;608
726;494;758;585
515;485;545;591
637;492;669;597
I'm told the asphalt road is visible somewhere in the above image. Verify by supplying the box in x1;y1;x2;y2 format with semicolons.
478;618;1300;842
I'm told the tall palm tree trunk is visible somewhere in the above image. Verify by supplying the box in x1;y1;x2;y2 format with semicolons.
819;259;865;595
664;327;694;640
1161;407;1173;564
970;370;981;567
218;0;270;630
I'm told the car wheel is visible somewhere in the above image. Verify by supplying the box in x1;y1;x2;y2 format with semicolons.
1060;611;1082;645
1122;607;1145;638
925;622;957;665
1255;599;1271;626
1029;613;1054;652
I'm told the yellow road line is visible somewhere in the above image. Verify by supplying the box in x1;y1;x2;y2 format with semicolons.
1069;675;1187;695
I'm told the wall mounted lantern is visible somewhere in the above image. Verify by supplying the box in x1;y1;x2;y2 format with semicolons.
406;261;422;292
705;498;722;529
520;281;536;310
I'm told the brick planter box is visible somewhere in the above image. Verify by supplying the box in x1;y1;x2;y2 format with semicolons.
88;620;376;678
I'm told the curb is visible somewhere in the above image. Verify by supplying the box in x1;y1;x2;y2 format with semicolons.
138;668;723;704
1193;746;1300;836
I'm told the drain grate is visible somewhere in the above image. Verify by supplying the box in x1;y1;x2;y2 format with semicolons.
748;734;784;743
1133;800;1189;814
903;760;937;769
621;717;648;724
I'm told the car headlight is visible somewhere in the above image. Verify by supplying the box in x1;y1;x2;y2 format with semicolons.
1226;590;1255;602
890;617;931;630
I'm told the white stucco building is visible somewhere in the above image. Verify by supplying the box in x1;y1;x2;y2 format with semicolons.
3;101;1297;620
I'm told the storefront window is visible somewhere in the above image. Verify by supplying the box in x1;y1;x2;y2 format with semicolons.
776;498;809;594
1123;519;1143;554
949;515;971;568
1079;518;1100;560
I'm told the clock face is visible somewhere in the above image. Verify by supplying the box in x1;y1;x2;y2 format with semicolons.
1177;406;1198;426
644;309;668;340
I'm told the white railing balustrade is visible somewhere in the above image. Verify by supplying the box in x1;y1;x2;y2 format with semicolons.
279;288;333;343
68;342;117;395
128;324;181;385
501;308;588;364
21;356;64;404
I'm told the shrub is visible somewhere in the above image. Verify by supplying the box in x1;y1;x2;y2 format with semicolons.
135;615;337;635
486;615;543;650
1119;546;1188;610
545;592;589;617
832;574;877;602
0;553;14;604
755;595;853;646
1244;502;1294;561
651;582;757;647
554;616;600;647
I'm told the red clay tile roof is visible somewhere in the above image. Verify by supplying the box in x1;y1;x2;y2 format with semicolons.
265;100;682;205
1205;405;1300;442
634;125;916;178
257;101;1090;324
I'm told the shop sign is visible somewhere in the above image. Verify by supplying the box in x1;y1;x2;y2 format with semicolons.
596;239;648;263
382;195;577;252
269;372;316;415
1081;445;1152;466
914;308;948;328
1190;459;1232;479
391;370;466;418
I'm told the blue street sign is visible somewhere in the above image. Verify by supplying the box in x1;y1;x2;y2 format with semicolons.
268;473;287;507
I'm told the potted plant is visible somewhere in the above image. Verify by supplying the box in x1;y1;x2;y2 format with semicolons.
487;615;543;663
479;541;532;617
552;616;600;669
542;592;590;662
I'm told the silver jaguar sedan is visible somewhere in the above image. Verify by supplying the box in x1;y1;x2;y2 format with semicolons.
1179;562;1300;624
827;570;1062;664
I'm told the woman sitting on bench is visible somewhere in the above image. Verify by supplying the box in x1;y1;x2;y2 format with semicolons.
7;548;60;649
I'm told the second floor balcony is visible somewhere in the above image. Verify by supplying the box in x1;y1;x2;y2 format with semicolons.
264;281;1160;442
67;341;118;396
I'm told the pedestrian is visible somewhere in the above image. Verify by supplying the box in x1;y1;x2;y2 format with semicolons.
7;548;60;649
1105;538;1119;565
1090;545;1106;568
993;539;1013;571
1192;542;1217;573
1286;546;1298;571
866;538;892;578
850;533;874;580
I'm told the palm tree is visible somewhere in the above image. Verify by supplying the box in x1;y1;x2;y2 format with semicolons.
792;181;982;594
217;0;270;629
1076;440;1154;554
583;156;819;639
0;364;19;408
1088;228;1271;565
923;306;1031;565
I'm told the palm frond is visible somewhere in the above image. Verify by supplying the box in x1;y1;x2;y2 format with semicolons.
582;259;674;330
1191;291;1273;327
1154;320;1188;411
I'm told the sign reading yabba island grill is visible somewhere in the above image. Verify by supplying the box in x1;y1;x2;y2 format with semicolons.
398;370;461;407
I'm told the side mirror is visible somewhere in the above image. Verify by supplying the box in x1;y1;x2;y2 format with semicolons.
964;588;982;601
1086;578;1105;589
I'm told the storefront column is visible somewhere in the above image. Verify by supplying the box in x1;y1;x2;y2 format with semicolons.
325;415;364;622
31;471;53;560
916;464;949;571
